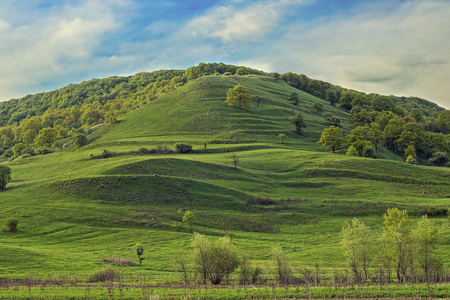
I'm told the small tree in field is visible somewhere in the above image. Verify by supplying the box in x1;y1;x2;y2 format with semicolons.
231;153;240;170
182;210;194;231
4;217;18;233
278;133;288;144
289;112;307;135
341;218;374;283
226;84;252;109
0;165;12;191
414;215;441;282
288;92;299;105
317;126;346;154
133;243;145;265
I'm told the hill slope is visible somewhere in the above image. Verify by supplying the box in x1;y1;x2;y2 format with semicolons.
0;73;449;282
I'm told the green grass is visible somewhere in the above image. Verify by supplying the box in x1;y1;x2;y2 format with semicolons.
0;74;449;287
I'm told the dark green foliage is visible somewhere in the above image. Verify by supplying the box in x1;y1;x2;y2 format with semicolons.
423;207;449;217
72;133;88;147
0;165;11;190
289;112;307;135
4;217;19;233
175;143;192;153
313;102;324;114
288;92;299;105
362;145;377;158
133;244;145;265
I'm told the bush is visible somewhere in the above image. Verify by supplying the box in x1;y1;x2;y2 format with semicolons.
346;146;359;156
4;217;18;233
423;207;449;217
87;266;119;282
102;257;135;266
406;155;416;164
193;233;239;285
362;145;377;158
246;196;275;205
175;143;192;153
101;150;111;158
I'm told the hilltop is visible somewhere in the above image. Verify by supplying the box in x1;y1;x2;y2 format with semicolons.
0;64;449;285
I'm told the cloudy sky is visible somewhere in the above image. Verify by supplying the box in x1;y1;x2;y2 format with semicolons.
1;0;449;108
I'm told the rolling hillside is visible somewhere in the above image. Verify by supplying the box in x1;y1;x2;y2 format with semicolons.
0;72;449;283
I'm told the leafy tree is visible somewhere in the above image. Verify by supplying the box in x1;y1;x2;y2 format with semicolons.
72;133;88;147
410;108;424;123
406;155;416;164
278;133;287;144
436;109;450;133
4;217;18;233
254;96;261;107
289;112;307;135
272;246;292;284
325;89;338;106
341;218;373;283
225;84;252;109
367;123;385;153
404;145;416;160
0;165;12;191
271;72;280;81
381;208;413;283
193;233;239;285
231;153;240;170
414;215;441;281
313;102;324;114
133;243;145;265
33;128;56;148
317;126;346;154
288;92;299;105
371;95;395;112
362;145;377;158
324;112;341;127
182;210;194;231
346;145;359;156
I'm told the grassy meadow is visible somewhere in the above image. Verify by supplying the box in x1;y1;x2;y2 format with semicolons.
0;75;449;298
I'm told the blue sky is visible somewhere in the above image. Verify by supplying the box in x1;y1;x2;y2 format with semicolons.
1;0;449;108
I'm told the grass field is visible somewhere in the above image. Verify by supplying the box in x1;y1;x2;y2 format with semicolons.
0;75;449;298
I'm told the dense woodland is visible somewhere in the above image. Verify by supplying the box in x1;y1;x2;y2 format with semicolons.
0;63;449;166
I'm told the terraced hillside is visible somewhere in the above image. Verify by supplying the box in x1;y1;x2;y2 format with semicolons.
0;74;449;282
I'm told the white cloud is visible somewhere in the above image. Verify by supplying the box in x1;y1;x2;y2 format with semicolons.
0;0;129;100
241;0;450;108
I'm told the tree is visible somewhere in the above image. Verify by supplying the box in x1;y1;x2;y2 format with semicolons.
254;96;261;107
341;218;373;283
346;145;359;156
317;126;346;154
325;89;338;106
404;145;416;160
324;112;341;127
72;133;88;147
225;84;252;109
0;165;12;191
414;215;441;281
182;210;194;231
278;133;287;144
371;95;395;112
4;217;18;233
436;110;450;133
272;246;292;284
289;112;307;135
381;208;413;283
367;123;385;153
33;128;56;148
288;92;299;105
193;233;239;285
133;243;145;265
313;102;324;114
231;153;240;170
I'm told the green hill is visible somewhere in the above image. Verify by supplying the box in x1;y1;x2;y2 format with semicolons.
0;71;449;286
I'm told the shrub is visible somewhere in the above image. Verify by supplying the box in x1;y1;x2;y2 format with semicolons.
423;207;449;217
346;146;359;156
72;133;88;147
362;145;377;158
406;155;416;164
87;266;119;282
193;233;239;285
101;150;111;158
273;246;293;284
175;143;192;153
133;243;145;265
102;257;135;266
4;217;18;233
246;196;275;205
